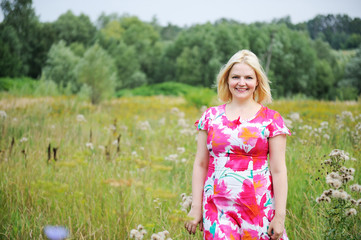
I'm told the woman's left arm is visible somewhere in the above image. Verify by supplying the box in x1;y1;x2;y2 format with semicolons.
267;134;288;240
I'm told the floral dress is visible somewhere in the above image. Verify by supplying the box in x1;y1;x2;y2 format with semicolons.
195;104;291;240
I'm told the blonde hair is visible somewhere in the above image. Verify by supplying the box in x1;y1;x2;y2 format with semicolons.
217;49;272;104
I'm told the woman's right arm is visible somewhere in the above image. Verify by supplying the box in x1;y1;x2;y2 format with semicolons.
185;130;209;234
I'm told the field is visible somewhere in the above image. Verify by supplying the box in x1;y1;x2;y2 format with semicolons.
0;95;360;239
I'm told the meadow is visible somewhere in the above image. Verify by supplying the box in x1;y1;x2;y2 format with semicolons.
0;95;360;239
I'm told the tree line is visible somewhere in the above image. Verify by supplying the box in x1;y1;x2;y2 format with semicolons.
1;0;360;103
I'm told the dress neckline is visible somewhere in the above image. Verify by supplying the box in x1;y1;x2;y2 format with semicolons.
222;104;264;123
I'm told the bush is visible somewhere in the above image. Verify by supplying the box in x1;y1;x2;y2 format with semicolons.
184;88;216;108
0;77;37;92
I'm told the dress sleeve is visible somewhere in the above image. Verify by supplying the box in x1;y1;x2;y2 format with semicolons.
267;111;291;137
194;108;211;131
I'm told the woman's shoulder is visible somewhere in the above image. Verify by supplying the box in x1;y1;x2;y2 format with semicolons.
260;106;284;120
203;104;225;116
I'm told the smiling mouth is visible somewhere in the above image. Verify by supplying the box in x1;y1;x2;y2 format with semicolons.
235;87;248;92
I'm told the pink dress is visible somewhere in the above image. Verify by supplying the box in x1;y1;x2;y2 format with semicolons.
195;104;291;240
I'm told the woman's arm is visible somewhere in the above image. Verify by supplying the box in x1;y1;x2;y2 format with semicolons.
185;130;209;234
267;134;288;240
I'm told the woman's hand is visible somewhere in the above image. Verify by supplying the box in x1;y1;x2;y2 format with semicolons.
184;206;203;234
267;214;285;240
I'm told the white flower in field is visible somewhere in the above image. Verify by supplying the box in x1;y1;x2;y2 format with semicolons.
112;139;118;145
98;145;105;151
85;142;93;150
181;158;187;163
323;134;330;140
131;151;137;156
159;117;166;125
178;118;188;128
329;149;350;161
350;184;361;193
289;112;301;122
178;111;185;118
44;225;69;240
329;179;342;189
345;208;357;216
283;119;292;129
357;199;361;206
76;114;86;122
20;137;28;143
151;234;161;240
139;120;151;131
109;124;116;131
320;121;328;129
177;147;185;154
180;193;193;212
13;117;18;122
0;110;7;119
170;107;179;114
129;224;147;239
331;189;350;199
165;154;178;162
179;128;192;135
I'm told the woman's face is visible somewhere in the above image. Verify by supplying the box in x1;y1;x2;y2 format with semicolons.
228;63;258;101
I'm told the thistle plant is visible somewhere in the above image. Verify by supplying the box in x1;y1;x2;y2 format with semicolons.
315;149;361;239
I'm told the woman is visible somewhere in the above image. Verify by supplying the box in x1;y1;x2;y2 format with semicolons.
185;50;290;240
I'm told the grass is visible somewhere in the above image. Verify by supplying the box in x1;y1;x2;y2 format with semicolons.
0;95;360;239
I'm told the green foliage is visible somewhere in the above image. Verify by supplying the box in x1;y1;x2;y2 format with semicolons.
0;77;37;92
341;45;361;95
184;88;217;108
76;43;117;104
42;40;80;92
53;10;96;46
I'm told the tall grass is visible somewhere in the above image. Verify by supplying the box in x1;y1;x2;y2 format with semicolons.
0;96;360;239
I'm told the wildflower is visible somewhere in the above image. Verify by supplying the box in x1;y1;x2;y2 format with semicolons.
170;107;180;114
329;149;350;161
131;151;137;156
129;224;147;239
112;139;118;145
345;208;357;216
85;142;93;150
0;110;7;119
320;121;329;129
180;193;193;212
323;134;330;140
151;230;171;240
98;145;105;151
357;199;361;206
44;225;69;240
289;112;301;122
139;121;151;131
350;184;361;193
159;118;166;125
178;118;188;128
284;119;292;129
20;137;28;143
165;154;178;162
177;147;185;154
76;114;86;122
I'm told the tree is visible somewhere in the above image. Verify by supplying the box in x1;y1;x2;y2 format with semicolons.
42;41;80;91
341;45;361;96
76;43;116;104
53;10;96;46
0;0;39;77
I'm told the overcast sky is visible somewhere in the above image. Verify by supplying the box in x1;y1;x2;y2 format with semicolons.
1;0;361;26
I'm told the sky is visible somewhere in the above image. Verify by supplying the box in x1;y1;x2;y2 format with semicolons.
1;0;361;26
